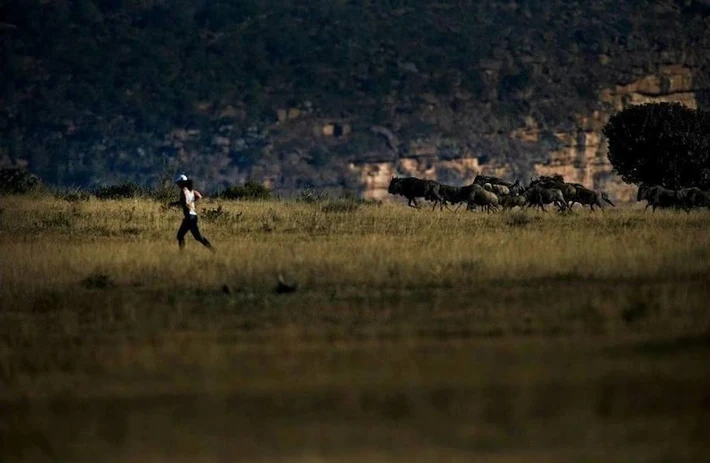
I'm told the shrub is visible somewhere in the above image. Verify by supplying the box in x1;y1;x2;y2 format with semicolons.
0;167;42;195
147;172;177;203
201;205;241;223
298;186;329;204
219;181;271;200
93;182;142;199
603;102;710;189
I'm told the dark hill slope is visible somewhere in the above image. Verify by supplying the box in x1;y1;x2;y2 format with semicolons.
1;1;709;190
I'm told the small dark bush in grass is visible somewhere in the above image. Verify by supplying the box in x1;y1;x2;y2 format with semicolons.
202;205;230;222
220;182;271;200
0;167;42;194
148;172;177;203
93;182;142;199
299;186;329;204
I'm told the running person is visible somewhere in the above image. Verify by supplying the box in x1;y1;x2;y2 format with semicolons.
172;174;214;251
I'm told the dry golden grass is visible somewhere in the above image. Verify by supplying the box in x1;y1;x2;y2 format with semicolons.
1;195;710;462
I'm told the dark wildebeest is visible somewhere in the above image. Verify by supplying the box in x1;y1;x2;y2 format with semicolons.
467;184;499;212
538;174;564;184
529;175;565;190
524;185;568;212
436;183;475;211
530;176;581;208
473;174;514;187
561;183;585;208
508;179;525;196
677;187;710;211
637;184;680;212
500;194;527;210
483;182;510;196
388;177;443;208
574;185;615;211
430;183;467;210
440;183;498;212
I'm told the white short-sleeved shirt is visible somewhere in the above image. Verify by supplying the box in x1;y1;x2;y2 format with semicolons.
182;188;198;216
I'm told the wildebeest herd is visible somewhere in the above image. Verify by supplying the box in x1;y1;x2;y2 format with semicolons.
387;174;615;212
389;174;710;212
637;184;710;212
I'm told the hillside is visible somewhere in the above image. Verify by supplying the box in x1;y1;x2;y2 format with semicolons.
1;0;710;198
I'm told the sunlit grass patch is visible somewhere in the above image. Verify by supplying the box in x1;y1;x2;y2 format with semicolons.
2;196;710;463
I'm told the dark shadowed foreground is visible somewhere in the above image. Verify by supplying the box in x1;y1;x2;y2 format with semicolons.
2;197;710;462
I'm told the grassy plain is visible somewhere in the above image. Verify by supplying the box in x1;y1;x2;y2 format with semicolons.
1;195;710;462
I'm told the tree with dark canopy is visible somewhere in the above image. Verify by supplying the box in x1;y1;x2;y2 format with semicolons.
603;103;710;190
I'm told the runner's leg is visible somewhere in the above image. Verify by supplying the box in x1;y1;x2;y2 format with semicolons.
177;218;190;249
189;217;213;250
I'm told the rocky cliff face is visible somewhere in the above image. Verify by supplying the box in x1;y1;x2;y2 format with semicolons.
3;1;709;193
349;64;704;202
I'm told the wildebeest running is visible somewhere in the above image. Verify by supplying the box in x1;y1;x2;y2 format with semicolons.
388;176;443;208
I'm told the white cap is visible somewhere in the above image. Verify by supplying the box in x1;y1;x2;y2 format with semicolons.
175;174;188;183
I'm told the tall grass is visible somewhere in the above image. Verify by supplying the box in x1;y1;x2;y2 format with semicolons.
1;196;710;462
3;196;710;290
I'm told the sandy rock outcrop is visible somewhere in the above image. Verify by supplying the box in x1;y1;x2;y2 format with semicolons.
353;64;700;203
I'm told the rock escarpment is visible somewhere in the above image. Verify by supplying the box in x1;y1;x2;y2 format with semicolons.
2;1;709;194
350;64;705;202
